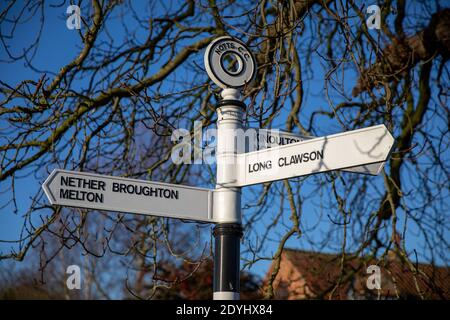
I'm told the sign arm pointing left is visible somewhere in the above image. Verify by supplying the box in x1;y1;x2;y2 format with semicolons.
42;169;215;223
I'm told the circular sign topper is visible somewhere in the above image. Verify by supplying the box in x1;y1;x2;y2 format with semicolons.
204;36;256;89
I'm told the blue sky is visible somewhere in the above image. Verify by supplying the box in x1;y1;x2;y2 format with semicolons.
0;1;448;293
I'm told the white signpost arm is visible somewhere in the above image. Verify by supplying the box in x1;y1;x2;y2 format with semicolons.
254;129;386;175
236;124;394;187
42;169;214;222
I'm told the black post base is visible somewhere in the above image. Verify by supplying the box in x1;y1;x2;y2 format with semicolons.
213;223;243;296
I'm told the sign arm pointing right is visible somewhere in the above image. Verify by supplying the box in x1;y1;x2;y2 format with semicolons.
235;124;395;187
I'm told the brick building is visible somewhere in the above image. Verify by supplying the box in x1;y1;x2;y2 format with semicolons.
266;248;449;299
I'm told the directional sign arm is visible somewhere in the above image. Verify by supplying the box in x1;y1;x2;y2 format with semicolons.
277;132;387;175
253;129;387;175
236;124;394;187
43;169;215;223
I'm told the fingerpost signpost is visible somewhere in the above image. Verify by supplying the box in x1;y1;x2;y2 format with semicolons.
43;36;395;300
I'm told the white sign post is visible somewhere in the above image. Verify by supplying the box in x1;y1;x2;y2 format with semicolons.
42;169;214;222
204;36;258;301
42;36;395;302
